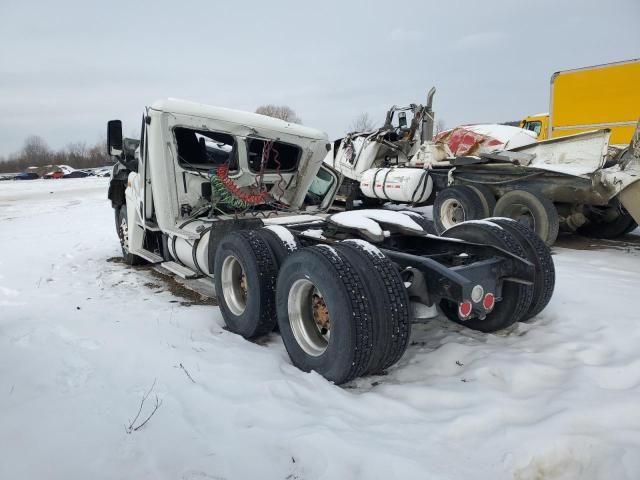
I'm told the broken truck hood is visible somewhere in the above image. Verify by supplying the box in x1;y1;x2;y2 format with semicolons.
507;129;611;177
506;126;640;223
505;128;640;198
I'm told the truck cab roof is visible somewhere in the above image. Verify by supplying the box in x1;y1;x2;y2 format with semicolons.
150;98;328;142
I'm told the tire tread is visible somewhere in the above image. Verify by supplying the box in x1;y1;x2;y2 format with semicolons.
337;241;411;373
304;245;375;382
490;218;555;319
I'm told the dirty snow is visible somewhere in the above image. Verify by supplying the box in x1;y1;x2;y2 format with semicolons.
1;179;640;479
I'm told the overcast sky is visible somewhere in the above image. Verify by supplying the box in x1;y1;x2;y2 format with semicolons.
1;0;639;156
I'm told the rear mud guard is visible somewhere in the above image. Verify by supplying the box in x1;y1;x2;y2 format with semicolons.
207;218;264;273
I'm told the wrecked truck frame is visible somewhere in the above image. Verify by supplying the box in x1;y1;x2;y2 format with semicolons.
106;98;554;385
325;87;640;245
428;125;640;243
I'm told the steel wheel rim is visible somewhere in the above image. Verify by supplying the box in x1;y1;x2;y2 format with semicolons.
441;198;465;229
288;278;330;356
120;215;130;251
221;255;247;316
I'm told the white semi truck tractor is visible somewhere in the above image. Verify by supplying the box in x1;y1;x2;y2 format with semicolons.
106;99;554;384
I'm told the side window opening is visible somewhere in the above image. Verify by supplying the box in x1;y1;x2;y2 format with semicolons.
247;138;300;173
175;127;237;171
305;165;336;206
524;121;542;136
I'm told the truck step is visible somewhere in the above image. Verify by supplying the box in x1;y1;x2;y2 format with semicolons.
161;261;200;279
143;221;162;232
130;248;164;264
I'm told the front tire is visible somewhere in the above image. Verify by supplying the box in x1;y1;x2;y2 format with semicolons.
115;205;144;266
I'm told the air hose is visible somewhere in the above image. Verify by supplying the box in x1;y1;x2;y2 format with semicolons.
210;165;268;209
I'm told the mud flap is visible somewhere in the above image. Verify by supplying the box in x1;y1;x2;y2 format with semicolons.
207;218;264;274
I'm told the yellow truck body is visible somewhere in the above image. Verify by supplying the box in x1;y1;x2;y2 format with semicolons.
520;59;640;146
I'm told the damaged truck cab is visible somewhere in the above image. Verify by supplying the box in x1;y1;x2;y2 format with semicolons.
108;99;336;273
107;99;555;384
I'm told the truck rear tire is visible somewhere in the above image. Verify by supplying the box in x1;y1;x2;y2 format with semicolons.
115;206;144;266
577;209;638;239
254;226;301;267
396;210;437;234
433;185;485;234
488;217;555;320
467;184;496;217
493;190;559;245
276;245;375;384
441;221;534;332
335;240;411;374
214;230;278;338
255;226;301;332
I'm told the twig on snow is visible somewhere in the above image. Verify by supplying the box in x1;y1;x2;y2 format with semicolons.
125;379;162;433
179;363;196;383
132;394;162;432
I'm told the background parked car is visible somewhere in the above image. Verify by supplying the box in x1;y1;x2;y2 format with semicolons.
63;170;89;178
44;171;65;179
14;172;39;180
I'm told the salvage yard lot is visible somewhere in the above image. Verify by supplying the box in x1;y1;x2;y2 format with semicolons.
1;178;640;479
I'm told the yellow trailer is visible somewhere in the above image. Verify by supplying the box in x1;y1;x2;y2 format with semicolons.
520;59;640;146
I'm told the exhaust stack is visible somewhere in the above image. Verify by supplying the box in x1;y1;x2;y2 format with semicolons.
421;87;436;143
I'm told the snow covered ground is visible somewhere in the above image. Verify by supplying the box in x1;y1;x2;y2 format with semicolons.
1;178;640;480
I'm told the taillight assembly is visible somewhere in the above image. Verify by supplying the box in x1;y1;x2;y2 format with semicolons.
458;301;473;319
483;293;495;312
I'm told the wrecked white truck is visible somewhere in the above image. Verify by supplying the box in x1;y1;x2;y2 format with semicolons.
106;99;554;384
326;90;640;245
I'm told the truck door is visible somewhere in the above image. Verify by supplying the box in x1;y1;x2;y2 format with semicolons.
141;114;154;221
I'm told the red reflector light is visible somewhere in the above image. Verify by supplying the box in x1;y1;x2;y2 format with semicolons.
458;301;473;319
483;293;495;312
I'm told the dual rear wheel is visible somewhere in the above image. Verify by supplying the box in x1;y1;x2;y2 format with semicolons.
433;185;560;245
440;218;555;331
214;220;555;383
214;229;411;384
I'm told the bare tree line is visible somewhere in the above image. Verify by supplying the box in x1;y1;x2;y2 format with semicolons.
255;104;302;124
0;135;112;173
0;112;448;174
347;112;446;135
348;112;375;133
